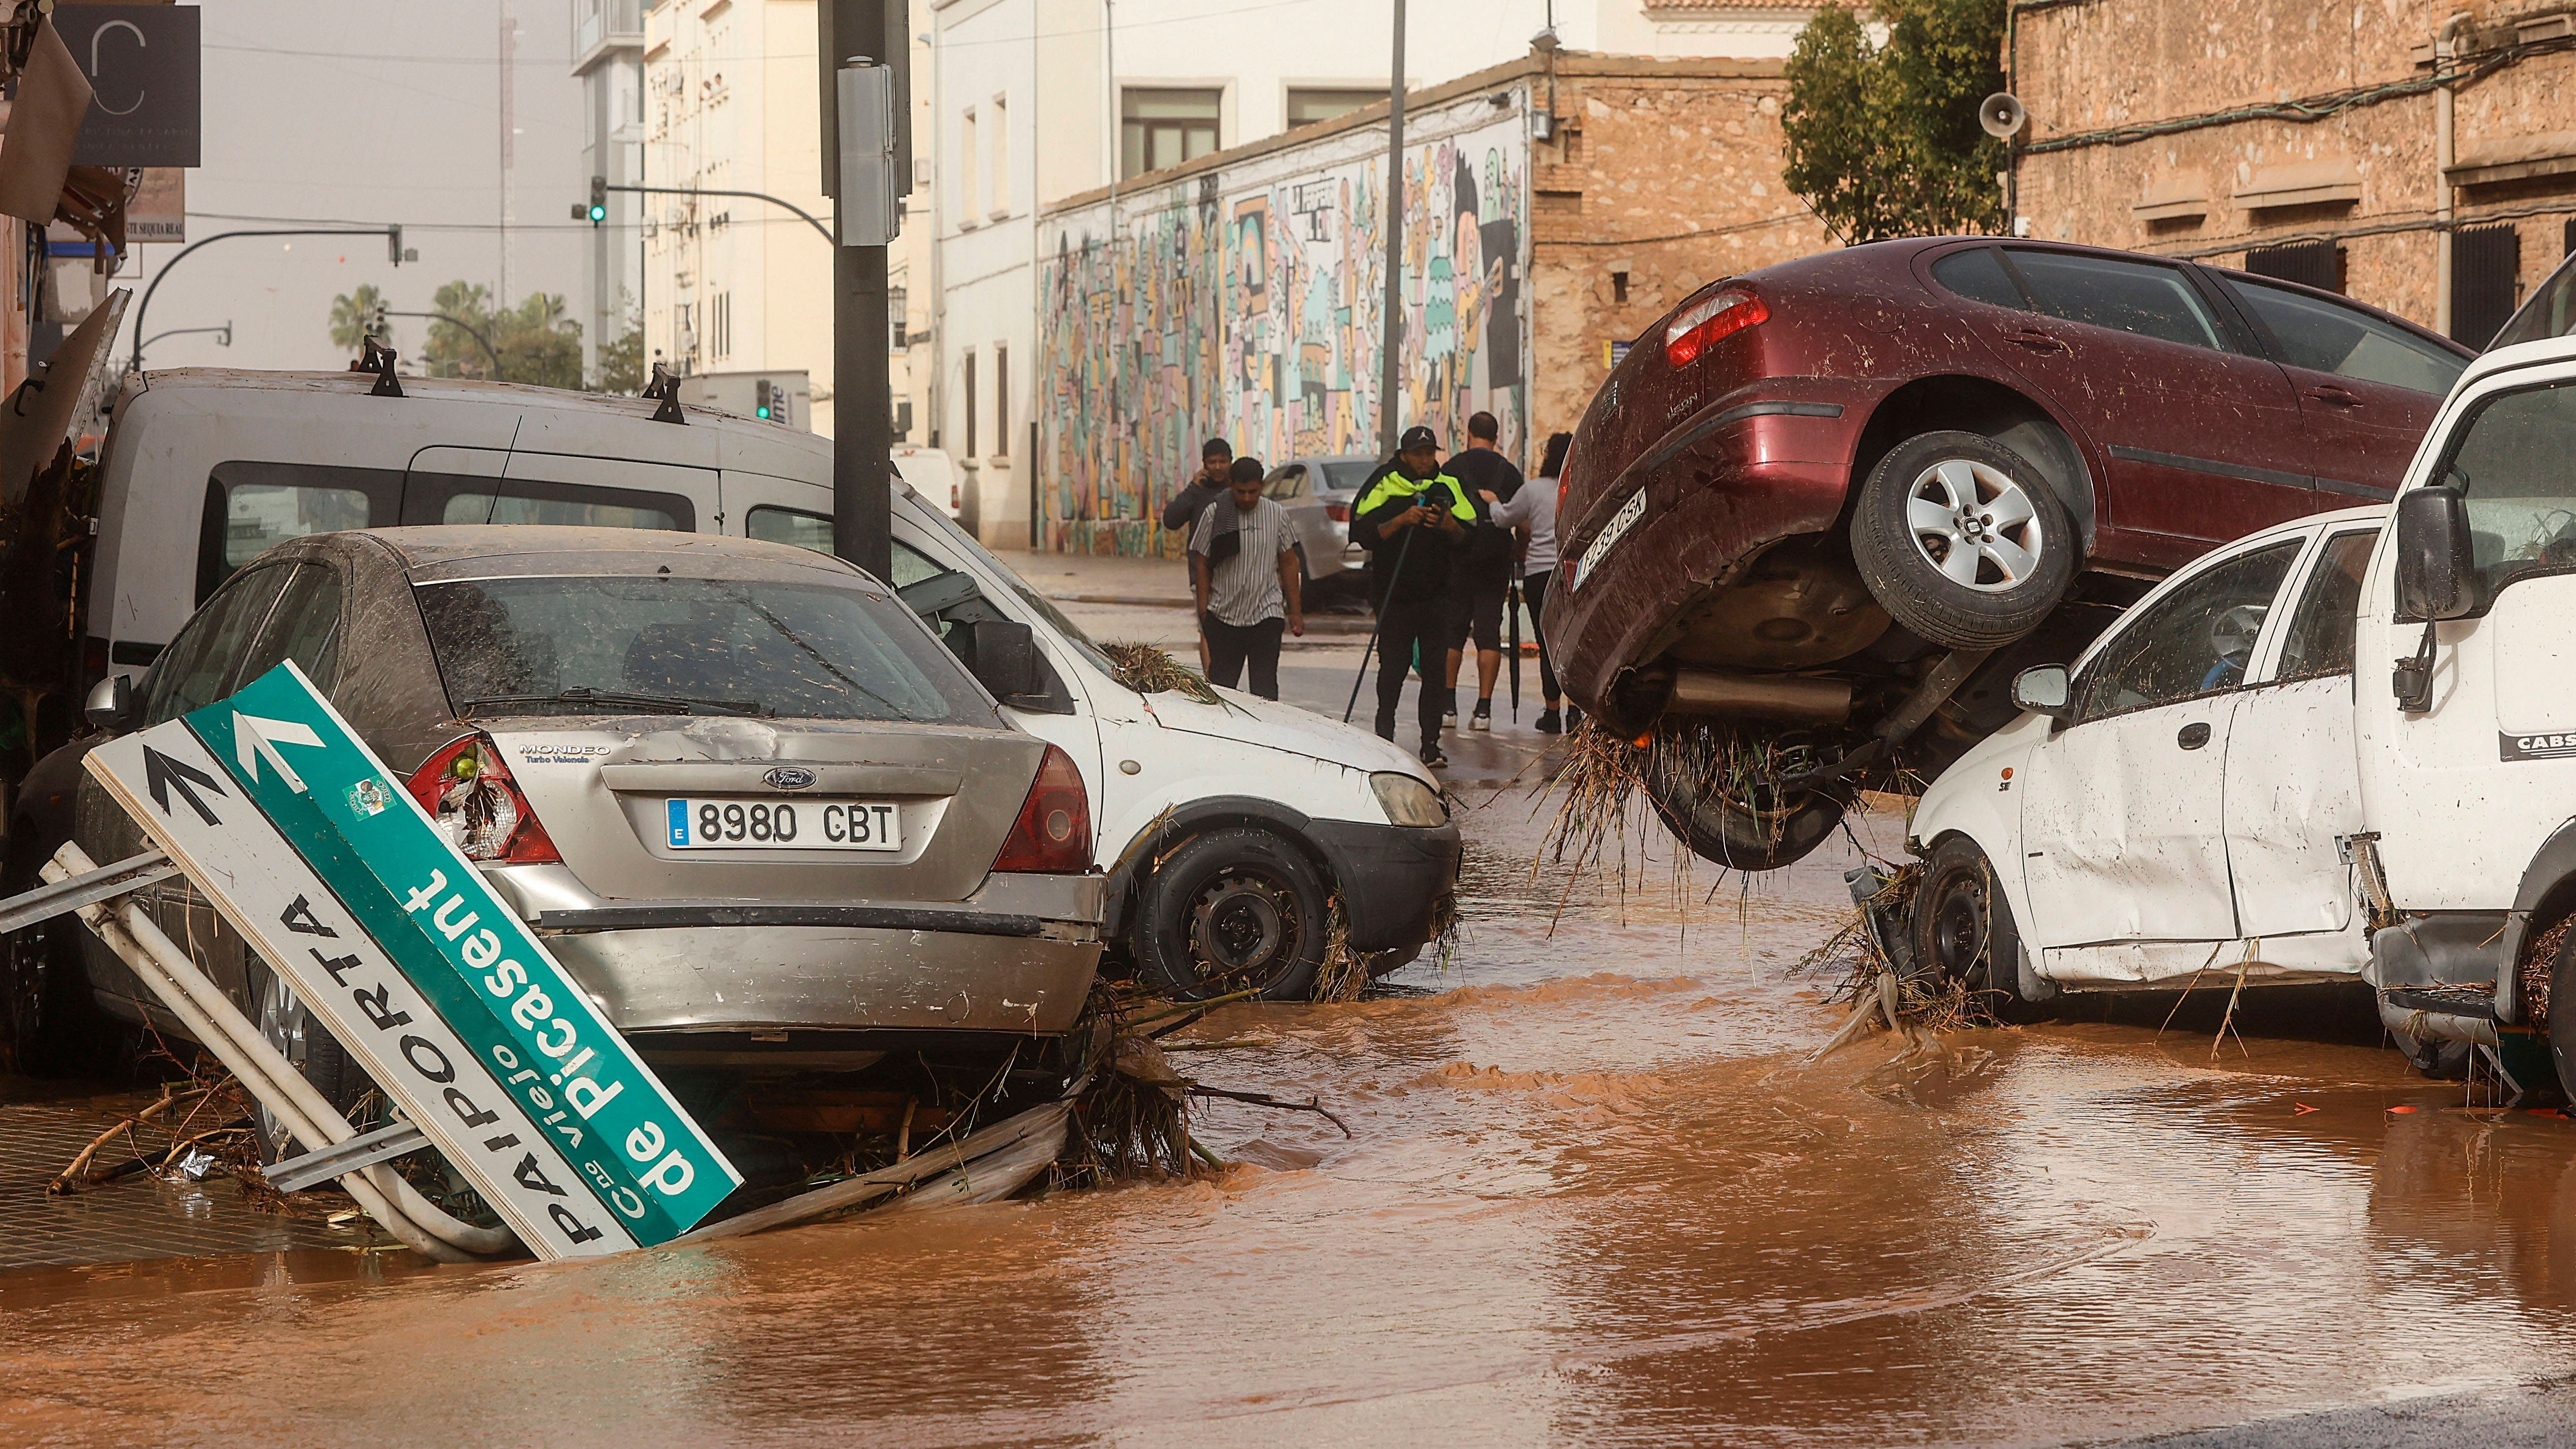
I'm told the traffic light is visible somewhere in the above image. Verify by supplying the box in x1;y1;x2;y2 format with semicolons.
754;379;773;420
587;176;607;226
387;224;403;265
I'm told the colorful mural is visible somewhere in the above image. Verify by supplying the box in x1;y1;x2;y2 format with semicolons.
1039;102;1530;556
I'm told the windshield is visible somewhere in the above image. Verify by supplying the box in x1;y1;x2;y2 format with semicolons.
2430;379;2576;603
416;574;999;724
2491;254;2576;352
907;504;1121;677
1315;460;1377;493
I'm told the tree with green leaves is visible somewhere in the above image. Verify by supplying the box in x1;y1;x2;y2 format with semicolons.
591;290;644;394
327;283;390;353
1783;0;2007;246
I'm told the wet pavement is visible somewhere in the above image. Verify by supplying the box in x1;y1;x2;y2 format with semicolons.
7;594;2576;1444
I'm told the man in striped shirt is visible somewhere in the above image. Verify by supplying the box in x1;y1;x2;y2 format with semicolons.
1190;456;1305;699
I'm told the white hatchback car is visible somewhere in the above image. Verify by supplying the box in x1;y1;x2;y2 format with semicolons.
15;369;1457;1005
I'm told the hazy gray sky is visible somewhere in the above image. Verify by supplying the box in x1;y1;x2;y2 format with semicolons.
115;1;591;373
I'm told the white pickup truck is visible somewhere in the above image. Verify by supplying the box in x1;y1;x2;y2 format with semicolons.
1902;331;2576;1098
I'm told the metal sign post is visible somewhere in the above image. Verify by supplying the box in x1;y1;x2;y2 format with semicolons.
84;662;740;1257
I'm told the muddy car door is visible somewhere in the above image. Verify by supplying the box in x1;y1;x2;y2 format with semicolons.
2017;537;2305;977
2215;276;2469;500
2221;522;2377;950
1944;245;2317;564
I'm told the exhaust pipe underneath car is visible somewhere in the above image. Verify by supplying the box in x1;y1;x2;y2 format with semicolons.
1659;669;1853;725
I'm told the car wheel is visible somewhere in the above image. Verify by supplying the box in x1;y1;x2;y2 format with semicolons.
1638;741;1843;872
252;963;370;1165
1909;835;2045;1021
1851;431;2077;651
1134;827;1330;1002
3;917;126;1078
2546;926;2576;1105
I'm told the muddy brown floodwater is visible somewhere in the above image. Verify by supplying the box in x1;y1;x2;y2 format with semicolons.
7;796;2576;1446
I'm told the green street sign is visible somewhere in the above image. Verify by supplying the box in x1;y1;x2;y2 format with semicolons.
100;661;740;1249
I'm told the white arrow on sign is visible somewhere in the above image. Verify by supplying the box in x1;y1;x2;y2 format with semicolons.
233;711;325;794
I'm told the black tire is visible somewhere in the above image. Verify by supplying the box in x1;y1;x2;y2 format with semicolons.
2;918;126;1078
1851;431;2077;652
1134;828;1331;1002
1640;744;1844;873
1910;835;2046;1022
251;961;372;1165
2547;926;2576;1106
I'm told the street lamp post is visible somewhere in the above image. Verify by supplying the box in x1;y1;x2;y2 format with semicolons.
137;322;231;356
606;183;834;245
1379;0;1406;455
380;309;506;381
128;227;405;374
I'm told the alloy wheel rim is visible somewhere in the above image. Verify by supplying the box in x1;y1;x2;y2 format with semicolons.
254;972;307;1155
1904;458;2045;593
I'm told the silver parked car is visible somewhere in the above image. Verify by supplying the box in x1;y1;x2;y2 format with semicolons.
1265;453;1381;586
67;526;1103;1098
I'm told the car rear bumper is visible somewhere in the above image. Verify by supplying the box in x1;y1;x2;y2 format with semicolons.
1551;400;1860;723
543;920;1101;1036
493;864;1104;1036
1306;818;1462;952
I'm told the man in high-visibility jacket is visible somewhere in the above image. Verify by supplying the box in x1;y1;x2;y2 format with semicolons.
1355;425;1476;767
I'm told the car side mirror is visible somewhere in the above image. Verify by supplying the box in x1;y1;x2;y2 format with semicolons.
969;619;1040;701
2395;485;2478;621
84;674;138;734
2010;664;2071;718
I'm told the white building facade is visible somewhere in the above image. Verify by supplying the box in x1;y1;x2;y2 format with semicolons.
639;0;937;446
572;0;648;381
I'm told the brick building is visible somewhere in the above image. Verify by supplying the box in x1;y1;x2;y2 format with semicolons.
2010;1;2576;347
1033;48;1832;555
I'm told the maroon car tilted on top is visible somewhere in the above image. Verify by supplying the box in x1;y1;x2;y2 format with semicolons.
1548;236;2472;871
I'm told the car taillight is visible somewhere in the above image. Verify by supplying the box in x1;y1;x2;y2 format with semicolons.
1663;285;1766;366
950;483;961;511
406;733;560;865
1325;502;1350;522
990;744;1090;874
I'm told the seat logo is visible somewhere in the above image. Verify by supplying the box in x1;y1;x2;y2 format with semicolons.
763;766;817;791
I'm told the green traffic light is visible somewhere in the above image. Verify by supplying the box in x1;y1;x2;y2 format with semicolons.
756;406;771;418
587;204;607;223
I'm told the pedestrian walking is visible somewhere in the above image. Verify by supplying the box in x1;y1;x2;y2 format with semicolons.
1491;430;1575;733
1162;437;1234;670
1440;410;1522;733
1354;425;1474;767
1189;456;1304;699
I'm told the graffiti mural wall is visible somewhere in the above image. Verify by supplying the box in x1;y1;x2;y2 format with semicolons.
1039;91;1531;556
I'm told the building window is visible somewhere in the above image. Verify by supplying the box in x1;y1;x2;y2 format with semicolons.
889;285;908;352
2243;239;2344;295
995;345;1009;457
959;108;979;227
709;291;732;360
963;351;977;458
1121;88;1219;179
989;96;1009;217
1285;87;1378;129
2452;222;2521;349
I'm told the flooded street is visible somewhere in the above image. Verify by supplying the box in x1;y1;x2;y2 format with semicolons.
9;777;2576;1446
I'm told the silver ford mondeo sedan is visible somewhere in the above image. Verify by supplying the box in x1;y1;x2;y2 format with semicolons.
68;526;1102;1092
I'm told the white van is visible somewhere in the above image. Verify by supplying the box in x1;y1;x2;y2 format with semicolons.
45;369;1459;999
891;445;961;519
1901;330;2576;1100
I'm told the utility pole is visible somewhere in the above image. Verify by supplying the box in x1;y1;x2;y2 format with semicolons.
822;0;908;583
1378;0;1406;455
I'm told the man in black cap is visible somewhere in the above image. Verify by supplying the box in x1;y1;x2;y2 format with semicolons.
1354;425;1475;767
